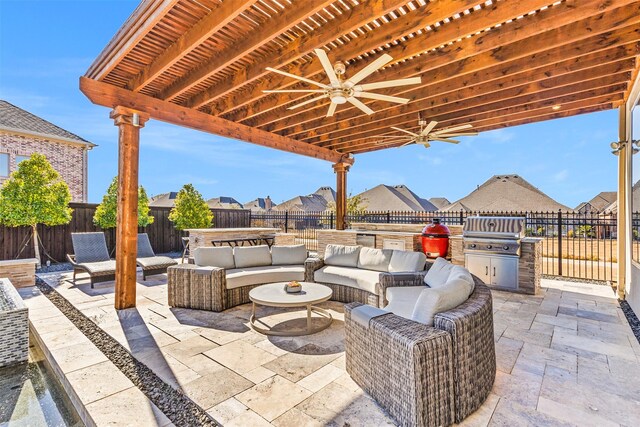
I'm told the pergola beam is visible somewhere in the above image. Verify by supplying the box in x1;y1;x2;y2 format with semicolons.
160;0;339;102
127;0;256;92
79;77;351;164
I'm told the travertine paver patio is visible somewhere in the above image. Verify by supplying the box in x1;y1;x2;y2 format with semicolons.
36;271;640;426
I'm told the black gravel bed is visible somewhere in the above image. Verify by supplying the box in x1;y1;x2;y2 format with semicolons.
619;299;640;345
37;262;73;274
35;278;219;427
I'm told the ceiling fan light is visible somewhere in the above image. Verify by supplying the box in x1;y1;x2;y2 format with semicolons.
330;94;347;104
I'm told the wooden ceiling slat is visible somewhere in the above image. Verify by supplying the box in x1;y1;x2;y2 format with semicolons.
127;0;257;92
249;0;640;131
160;0;339;102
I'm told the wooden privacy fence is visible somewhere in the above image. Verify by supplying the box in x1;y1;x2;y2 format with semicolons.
0;203;250;263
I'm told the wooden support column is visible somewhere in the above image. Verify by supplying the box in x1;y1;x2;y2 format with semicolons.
110;107;149;310
333;161;350;230
617;105;630;299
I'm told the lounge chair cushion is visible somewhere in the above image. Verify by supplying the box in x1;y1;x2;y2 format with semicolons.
137;234;156;258
194;247;235;269
411;278;472;326
225;265;304;290
357;247;392;272
324;244;360;268
137;256;178;269
383;286;424;319
233;245;272;268
271;245;307;266
79;260;117;276
72;233;111;263
314;265;381;295
388;250;427;272
424;257;454;288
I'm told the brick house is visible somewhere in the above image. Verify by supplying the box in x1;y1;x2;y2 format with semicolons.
0;100;94;202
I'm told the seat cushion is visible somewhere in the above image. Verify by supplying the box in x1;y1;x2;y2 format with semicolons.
314;265;381;295
411;278;472;326
234;245;272;268
357;247;392;272
225;265;304;290
137;256;178;269
324;244;360;268
388;250;427;272
81;260;117;275
424;257;454;288
271;245;307;266
194;247;235;269
383;286;424;319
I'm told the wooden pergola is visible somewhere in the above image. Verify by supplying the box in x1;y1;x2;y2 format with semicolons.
81;0;640;309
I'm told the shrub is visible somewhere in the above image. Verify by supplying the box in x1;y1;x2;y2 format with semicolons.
168;184;213;230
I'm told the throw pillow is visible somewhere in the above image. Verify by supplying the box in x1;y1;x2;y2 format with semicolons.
357;247;393;272
324;244;361;267
271;245;307;266
233;245;272;268
448;265;475;294
388;250;427;272
423;257;454;288
193;247;235;269
411;278;471;326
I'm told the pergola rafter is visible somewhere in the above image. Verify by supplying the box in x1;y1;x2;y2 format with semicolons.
82;0;640;309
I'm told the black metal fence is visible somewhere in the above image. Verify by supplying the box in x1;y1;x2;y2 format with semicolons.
250;209;626;282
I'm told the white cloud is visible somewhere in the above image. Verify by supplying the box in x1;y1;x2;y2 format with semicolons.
553;169;569;182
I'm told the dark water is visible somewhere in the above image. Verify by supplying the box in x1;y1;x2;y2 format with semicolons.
0;336;83;427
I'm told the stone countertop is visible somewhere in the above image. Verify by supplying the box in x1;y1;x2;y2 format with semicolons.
185;228;280;233
0;258;39;266
522;237;543;243
318;229;421;236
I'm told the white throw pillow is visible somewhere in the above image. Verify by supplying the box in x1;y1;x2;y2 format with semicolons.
448;265;475;294
193;247;235;269
233;245;272;268
424;257;454;288
411;278;471;326
324;244;361;267
357;247;393;272
388;250;427;272
271;245;307;266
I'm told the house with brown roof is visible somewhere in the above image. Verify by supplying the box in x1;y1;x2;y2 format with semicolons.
429;197;451;210
274;187;336;212
356;184;437;212
0;100;94;202
206;196;243;209
244;196;275;212
442;174;571;213
149;192;179;207
575;191;617;213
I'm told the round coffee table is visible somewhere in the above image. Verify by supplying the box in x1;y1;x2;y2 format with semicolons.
249;282;333;336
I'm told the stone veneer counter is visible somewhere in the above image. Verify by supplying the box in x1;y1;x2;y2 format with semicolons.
186;228;295;250
317;229;423;257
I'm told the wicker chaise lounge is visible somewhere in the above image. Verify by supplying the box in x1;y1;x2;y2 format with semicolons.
67;232;116;288
345;271;495;427
137;233;178;280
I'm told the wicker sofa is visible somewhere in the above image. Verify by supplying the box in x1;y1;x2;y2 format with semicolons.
345;261;495;427
168;244;313;312
306;244;428;307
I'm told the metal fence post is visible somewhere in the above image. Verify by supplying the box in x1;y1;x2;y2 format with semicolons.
284;211;289;233
460;209;464;225
386;212;391;223
330;212;334;229
558;210;563;276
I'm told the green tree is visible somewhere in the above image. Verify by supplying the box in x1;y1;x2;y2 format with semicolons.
93;176;154;228
0;153;72;266
168;184;213;230
327;193;368;216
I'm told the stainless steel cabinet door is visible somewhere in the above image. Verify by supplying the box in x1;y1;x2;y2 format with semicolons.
490;256;518;289
465;254;491;283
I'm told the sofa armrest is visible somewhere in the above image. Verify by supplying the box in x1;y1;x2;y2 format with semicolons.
377;271;427;307
304;257;324;282
167;264;227;312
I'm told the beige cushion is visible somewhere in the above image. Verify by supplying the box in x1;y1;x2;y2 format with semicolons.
233;245;272;268
411;278;471;326
357;247;392;272
194;247;235;269
225;265;304;290
383;286;424;319
448;265;475;294
324;244;360;268
271;245;307;266
314;265;381;294
388;250;427;272
424;257;454;288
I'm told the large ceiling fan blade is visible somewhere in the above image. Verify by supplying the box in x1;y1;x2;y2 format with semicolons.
348;97;375;115
436;132;478;137
314;49;340;86
266;67;330;89
420;120;438;136
391;126;419;137
431;124;473;134
430;137;460;144
372;135;414;138
263;89;326;93
356;92;410;104
359;77;422;91
345;54;393;87
287;94;328;110
326;102;337;117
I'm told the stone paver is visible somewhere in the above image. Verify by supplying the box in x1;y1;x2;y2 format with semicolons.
36;272;640;426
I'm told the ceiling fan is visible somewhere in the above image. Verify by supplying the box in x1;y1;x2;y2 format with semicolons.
374;118;478;148
263;49;421;117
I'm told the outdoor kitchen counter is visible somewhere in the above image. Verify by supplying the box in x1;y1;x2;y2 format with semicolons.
186;228;285;250
317;229;423;256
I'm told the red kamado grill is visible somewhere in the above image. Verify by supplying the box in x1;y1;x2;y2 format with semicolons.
422;218;450;258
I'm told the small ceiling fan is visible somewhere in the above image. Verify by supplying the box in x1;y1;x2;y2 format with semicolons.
374;118;478;148
263;49;421;117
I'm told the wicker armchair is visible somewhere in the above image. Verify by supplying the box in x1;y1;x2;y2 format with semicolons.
345;278;495;426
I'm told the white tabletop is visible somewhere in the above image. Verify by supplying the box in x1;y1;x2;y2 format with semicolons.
249;282;332;307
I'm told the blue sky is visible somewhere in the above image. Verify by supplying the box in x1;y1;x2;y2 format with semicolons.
0;1;630;208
